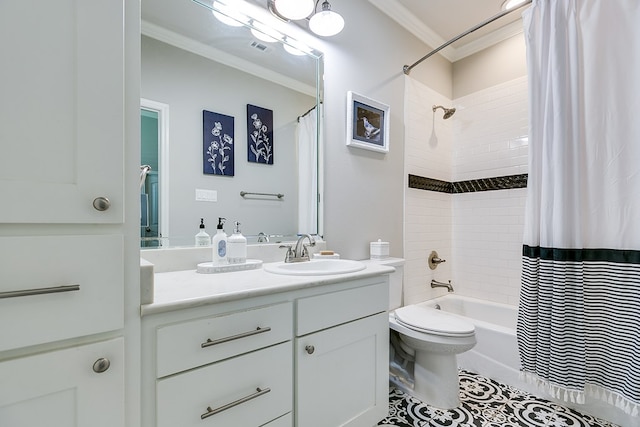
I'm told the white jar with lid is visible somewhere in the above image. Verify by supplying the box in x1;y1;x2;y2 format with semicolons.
370;239;389;259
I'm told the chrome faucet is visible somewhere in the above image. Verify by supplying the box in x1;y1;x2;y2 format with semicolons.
256;232;270;243
281;234;316;263
431;279;454;292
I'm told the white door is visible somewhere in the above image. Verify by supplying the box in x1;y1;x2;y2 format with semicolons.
0;0;124;223
295;313;389;427
0;338;125;427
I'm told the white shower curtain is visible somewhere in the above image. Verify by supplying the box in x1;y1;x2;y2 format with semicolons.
296;105;320;235
517;0;640;416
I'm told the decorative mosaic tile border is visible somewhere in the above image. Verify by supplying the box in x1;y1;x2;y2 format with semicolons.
408;173;528;194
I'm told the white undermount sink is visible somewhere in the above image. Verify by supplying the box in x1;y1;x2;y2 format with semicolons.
263;259;366;276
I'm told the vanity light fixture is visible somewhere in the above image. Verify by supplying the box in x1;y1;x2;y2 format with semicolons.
271;0;314;20
268;0;344;37
309;0;344;37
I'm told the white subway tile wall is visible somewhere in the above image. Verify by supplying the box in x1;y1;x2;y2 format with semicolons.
453;77;529;182
405;188;452;305
404;76;529;306
404;78;454;305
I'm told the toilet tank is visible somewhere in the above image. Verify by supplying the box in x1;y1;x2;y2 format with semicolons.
363;258;404;311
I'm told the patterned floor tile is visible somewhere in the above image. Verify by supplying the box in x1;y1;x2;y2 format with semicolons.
378;370;619;427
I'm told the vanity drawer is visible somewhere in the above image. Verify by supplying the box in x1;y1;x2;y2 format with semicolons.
156;302;292;377
0;235;123;352
296;281;388;336
157;342;292;427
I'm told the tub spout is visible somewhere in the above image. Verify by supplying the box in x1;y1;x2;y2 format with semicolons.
431;279;454;292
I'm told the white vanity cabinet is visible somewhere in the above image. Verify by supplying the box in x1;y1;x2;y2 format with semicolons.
142;270;391;427
143;301;295;427
0;0;130;425
0;0;124;224
295;282;390;427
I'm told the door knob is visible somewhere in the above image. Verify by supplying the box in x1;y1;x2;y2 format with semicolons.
305;345;315;354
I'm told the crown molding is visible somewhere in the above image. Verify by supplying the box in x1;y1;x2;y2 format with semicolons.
141;20;316;97
369;0;524;63
452;20;525;61
367;0;455;62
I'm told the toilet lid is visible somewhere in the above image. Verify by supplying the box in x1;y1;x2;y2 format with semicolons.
394;305;475;337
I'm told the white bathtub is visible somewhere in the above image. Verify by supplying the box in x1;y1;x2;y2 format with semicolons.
417;294;524;391
417;294;637;426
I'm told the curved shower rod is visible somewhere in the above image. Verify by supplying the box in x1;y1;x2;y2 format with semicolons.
403;0;533;75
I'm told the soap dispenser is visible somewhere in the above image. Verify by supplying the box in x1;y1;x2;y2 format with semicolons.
195;218;210;247
227;221;247;264
211;217;228;265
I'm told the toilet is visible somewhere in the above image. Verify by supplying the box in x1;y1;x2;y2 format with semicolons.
366;258;476;409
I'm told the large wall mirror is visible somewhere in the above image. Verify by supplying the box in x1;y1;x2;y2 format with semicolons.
140;0;323;248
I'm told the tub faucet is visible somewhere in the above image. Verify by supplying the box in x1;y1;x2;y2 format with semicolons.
431;279;454;292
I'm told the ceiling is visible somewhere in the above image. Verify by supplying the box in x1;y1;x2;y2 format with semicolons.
140;0;530;90
369;0;530;62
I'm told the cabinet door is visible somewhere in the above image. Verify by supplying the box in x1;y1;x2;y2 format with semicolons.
0;338;124;427
0;0;124;223
296;313;389;427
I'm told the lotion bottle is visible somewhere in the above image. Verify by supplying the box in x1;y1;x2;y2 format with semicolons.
195;218;210;247
211;217;228;265
227;221;247;264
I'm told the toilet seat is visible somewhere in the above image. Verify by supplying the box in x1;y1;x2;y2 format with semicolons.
394;305;475;337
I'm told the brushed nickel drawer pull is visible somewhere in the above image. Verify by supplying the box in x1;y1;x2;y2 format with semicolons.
201;326;271;348
0;284;80;299
201;387;271;420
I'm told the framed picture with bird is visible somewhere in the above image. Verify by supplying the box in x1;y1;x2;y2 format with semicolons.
346;91;389;153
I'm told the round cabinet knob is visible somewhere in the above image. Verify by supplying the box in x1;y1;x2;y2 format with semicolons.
305;345;315;355
92;197;111;211
92;357;111;373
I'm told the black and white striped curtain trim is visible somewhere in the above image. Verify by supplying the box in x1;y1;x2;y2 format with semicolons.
522;245;640;264
518;245;640;417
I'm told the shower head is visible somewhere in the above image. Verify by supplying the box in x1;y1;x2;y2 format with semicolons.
432;105;456;119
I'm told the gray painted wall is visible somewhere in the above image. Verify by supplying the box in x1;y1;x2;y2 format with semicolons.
453;33;527;98
318;0;452;260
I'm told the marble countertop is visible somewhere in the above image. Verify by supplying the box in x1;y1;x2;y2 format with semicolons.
141;261;395;316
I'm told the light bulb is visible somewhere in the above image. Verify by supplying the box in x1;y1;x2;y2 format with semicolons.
273;0;314;20
309;2;344;37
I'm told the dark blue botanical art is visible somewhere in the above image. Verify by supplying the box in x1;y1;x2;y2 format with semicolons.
203;110;234;176
247;104;273;164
